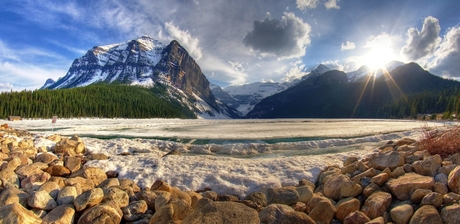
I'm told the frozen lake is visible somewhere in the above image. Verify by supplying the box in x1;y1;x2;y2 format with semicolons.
6;118;443;198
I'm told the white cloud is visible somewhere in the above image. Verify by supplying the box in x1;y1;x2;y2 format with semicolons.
280;64;308;82
164;22;203;60
341;41;356;51
321;60;344;71
296;0;319;10
228;61;245;72
401;16;441;61
426;26;460;78
324;0;340;9
0;83;14;92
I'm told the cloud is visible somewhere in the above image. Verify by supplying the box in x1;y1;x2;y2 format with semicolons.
324;0;340;9
280;64;307;82
164;22;203;60
321;60;344;71
427;26;460;78
341;41;356;51
296;0;319;10
401;16;441;61
0;83;14;92
243;12;311;59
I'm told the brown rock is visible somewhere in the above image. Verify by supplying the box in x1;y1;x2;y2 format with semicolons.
57;186;77;205
409;205;442;224
65;176;94;193
410;189;432;203
340;180;362;198
386;173;434;200
64;156;81;172
0;202;42;224
324;174;350;200
361;191;392;219
335;197;360;221
368;151;404;170
342;164;358;175
46;134;62;142
412;155;441;177
45;165;71;177
307;194;336;223
42;204;75;224
217;194;239;201
390;204;414;224
420;192;443;208
74;188;104;212
0;168;19;188
202;191;218;201
443;192;460;205
367;216;385;224
344;156;359;166
102;187;129;208
122;200;148;222
267;187;299;205
149;203;173;224
363;183;382;198
28;190;57;211
441;204;460;224
39;181;61;200
170;198;193;221
78;200;123;224
83;167;107;187
35;153;58;164
183;200;260;224
244;192;267;207
150;180;173;192
291;201;307;212
447;165;460;193
434;182;448;195
187;191;203;207
154;191;172;211
395;138;416;146
21;172;51;193
16;164;45;180
343;211;370;224
98;178;120;189
136;190;158;211
390;166;406;178
351;168;377;183
0;187;29;207
296;186;313;204
371;173;389;186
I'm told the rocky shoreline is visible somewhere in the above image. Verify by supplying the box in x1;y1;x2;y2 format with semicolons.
1;123;460;223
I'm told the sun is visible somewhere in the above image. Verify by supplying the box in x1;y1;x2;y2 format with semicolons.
361;34;397;71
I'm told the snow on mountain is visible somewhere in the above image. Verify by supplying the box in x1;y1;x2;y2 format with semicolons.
39;78;56;90
347;61;405;82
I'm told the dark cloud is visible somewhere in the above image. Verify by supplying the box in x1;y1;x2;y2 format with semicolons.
243;12;311;59
401;16;441;61
428;27;460;78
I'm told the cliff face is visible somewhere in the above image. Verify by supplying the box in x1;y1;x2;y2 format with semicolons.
154;40;219;111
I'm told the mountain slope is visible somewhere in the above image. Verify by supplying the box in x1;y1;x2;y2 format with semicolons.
43;36;235;118
247;63;460;118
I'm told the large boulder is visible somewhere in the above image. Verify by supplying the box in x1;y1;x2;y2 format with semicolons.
182;199;259;224
266;187;299;205
361;191;392;219
259;204;315;224
74;188;104;212
412;155;441;177
441;204;460;224
386;173;434;200
78;200;123;224
27;190;57;211
368;151;404;170
0;202;42;224
409;205;442;224
306;194;336;223
0;187;29;207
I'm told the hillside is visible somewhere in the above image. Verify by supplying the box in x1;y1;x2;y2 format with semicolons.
0;84;196;119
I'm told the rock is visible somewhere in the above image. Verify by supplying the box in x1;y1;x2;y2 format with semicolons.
35;153;58;164
386;173;434;200
368;151;404;170
343;211;370;224
323;174;349;200
291;201;307;212
16;163;45;179
154;191;172;211
363;183;382;198
98;178;120;189
21;172;51;193
447;165;460;193
217;194;239;201
441;204;460;224
259;204;314;224
0;168;19;188
371;173;389;186
390;203;413;224
74;188;104;212
57;186;77;205
136;190;158;211
361;191;392;219
170;187;192;205
409;205;442;224
367;216;385;224
85;153;109;160
267;187;299;205
78;200;123;224
202;191;218;201
396;138;416;146
435;173;448;184
344;156;359;166
351;168;377;183
390;166;406;178
340;179;362;198
45;165;71;177
46;134;62;142
182;200;260;224
296;186;313;204
42;204;75;224
187;191;203;207
65;176;94;193
149;203;173;223
410;189;432;203
443;192;460;205
105;171;118;178
335;197;361;221
28;190;57;211
64;156;81;172
39;181;61;200
122;200;148;222
306;194;336;223
0;187;29;207
342;164;358;175
103;187;129;208
0;202;42;224
170;198;193;221
298;179;316;191
150;180;173;192
244;192;267;207
412;155;441;177
83;167;107;187
54;138;85;155
420;192;443;208
434;182;448;195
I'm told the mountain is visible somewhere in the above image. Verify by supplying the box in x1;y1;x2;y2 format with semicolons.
43;36;236;118
347;61;405;82
247;62;460;118
40;78;56;89
215;64;331;115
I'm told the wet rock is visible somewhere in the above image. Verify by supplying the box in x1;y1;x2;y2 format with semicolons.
390;203;413;224
267;187;299;205
0;202;42;224
409;205;442;224
386;173;434;200
361;191;392;219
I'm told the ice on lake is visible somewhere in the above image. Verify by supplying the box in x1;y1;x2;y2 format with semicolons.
6;118;444;198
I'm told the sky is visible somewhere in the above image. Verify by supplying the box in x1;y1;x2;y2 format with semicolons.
1;0;459;91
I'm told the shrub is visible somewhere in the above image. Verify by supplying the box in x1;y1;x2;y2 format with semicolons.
419;124;460;158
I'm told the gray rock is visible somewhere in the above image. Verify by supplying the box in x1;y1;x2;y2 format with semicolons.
267;187;299;205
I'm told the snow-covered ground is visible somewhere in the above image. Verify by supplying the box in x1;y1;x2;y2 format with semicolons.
5;118;445;198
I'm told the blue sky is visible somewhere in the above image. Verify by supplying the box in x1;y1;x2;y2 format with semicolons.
1;0;459;91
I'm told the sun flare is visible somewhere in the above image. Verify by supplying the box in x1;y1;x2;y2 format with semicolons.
361;34;397;71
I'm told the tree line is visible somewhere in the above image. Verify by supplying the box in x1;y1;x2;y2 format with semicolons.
0;84;196;119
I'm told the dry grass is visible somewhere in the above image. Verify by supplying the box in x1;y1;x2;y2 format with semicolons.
419;124;460;158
